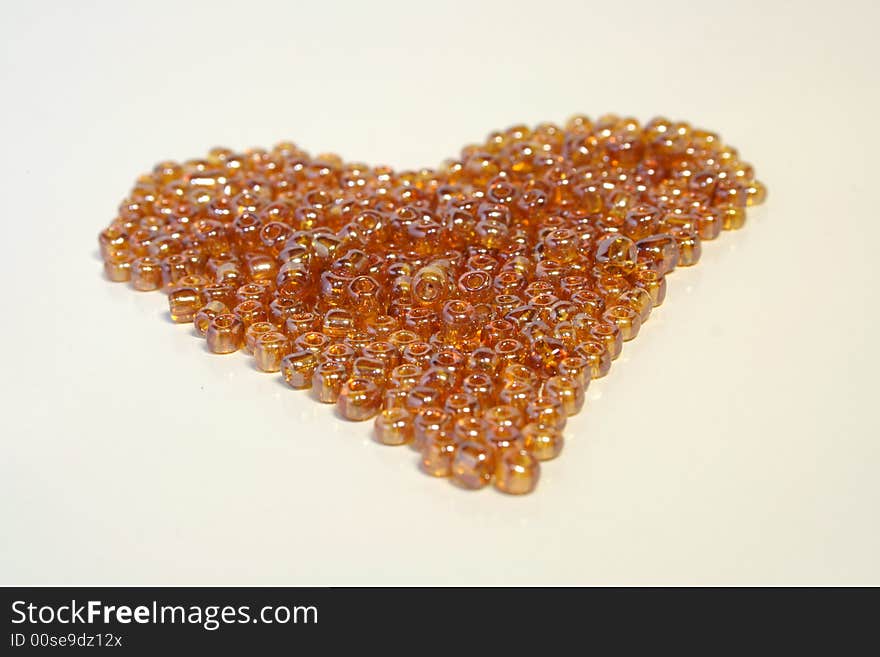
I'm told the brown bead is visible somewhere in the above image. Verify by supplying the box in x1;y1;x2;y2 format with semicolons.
206;314;245;354
494;448;540;494
253;331;290;373
544;375;585;416
245;321;277;354
421;432;457;477
131;256;163;291
281;349;319;389
194;301;229;337
312;361;348;402
522;423;564;461
375;408;414;446
168;286;204;323
452;441;496;489
338;377;382;421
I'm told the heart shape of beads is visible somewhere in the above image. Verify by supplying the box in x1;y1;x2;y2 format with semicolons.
99;115;766;495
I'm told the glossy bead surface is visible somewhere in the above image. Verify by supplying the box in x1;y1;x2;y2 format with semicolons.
99;114;766;496
452;441;496;489
375;408;414;446
168;287;204;323
338;377;382;421
495;448;540;495
206;314;244;354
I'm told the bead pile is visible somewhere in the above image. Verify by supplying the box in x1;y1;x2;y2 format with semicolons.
99;115;766;495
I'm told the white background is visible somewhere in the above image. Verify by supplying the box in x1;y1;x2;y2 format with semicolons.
1;0;878;585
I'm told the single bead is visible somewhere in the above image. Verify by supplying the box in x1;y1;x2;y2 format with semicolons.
421;432;457;477
602;305;641;342
413;407;452;448
103;250;133;282
525;396;567;430
557;356;591;390
452;441;496;489
254;331;290;373
522;423;564;461
245;321;277;354
131;256;164;291
295;331;332;355
194;301;229;337
671;228;701;267
233;299;267;328
338;377;382;421
632;269;666;307
374;408;414;446
616;287;652;324
461;372;495;409
590;321;623;360
494;448;540;495
168;286;204;323
206;314;245;354
453;416;491;443
281;349;319;389
574;340;612;379
595;235;637;274
312;361;348;403
544;375;585;416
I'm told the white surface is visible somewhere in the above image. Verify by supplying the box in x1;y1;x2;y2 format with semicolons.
1;0;878;585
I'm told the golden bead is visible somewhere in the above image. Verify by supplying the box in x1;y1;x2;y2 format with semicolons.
338;377;382;421
452;441;496;489
494;448;540;495
206;314;245;354
522;423;564;461
375;408;414;446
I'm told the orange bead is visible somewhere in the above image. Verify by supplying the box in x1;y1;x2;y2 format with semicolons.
281;350;318;389
206;314;245;354
253;331;290;373
338;377;382;421
494;448;540;494
312;361;348;402
522;423;564;461
452;441;496;489
168;286;204;323
375;408;414;446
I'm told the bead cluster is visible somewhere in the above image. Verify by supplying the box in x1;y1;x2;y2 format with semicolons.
98;115;766;495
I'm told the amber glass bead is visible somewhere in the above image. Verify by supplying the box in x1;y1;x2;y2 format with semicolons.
413;407;452;448
672;228;701;267
281;350;319;389
245;321;277;354
494;448;540;495
522;423;564;461
194;301;228;337
421;432;457;477
254;331;290;373
233;300;266;328
99;114;765;496
168;286;204;323
590;322;623;360
312;361;348;402
375;408;414;446
206;314;245;354
104;250;133;282
338;377;382;421
544;375;585;416
603;305;641;342
452;441;496;489
632;269;666;307
131;256;163;291
557;356;591;389
574;340;612;379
